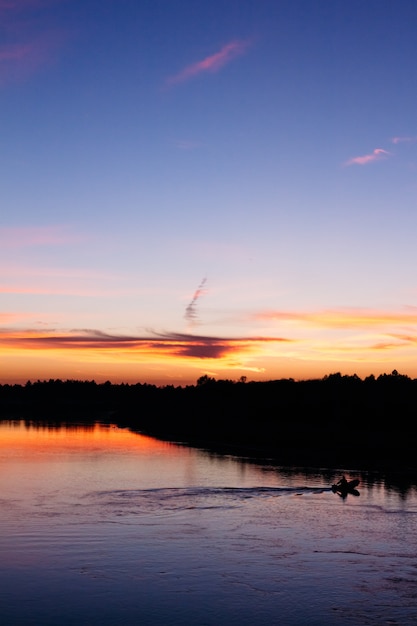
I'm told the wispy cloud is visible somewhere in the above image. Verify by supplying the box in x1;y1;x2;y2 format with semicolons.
0;43;34;61
391;333;417;345
165;39;251;86
0;34;64;85
344;148;391;166
391;136;417;144
0;1;66;85
4;317;417;382
0;225;82;248
0;264;134;297
0;328;292;361
0;312;32;323
185;277;207;325
370;340;409;351
253;308;417;329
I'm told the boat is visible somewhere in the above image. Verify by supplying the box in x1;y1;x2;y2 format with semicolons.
331;478;360;497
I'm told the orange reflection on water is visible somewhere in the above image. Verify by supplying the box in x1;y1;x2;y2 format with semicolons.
0;420;175;457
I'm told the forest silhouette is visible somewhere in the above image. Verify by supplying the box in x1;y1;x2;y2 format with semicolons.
1;371;416;471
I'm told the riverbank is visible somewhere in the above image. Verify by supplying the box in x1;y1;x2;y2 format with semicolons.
1;373;416;473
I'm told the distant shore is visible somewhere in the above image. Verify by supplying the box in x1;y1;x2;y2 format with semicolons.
1;372;417;473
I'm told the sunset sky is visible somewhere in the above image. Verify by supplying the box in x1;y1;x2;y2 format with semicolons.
2;0;417;386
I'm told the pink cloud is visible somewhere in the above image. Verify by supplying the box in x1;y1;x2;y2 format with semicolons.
0;312;25;323
345;148;391;166
0;1;66;85
0;225;81;248
0;42;36;62
391;136;417;144
166;39;251;86
0;33;64;84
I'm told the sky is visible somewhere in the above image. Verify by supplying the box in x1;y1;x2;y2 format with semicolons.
2;0;417;386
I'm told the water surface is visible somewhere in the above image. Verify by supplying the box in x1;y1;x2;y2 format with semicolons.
1;420;417;625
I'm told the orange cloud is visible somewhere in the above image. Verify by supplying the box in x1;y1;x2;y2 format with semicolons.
5;323;417;385
390;334;417;345
166;39;250;86
0;312;31;323
0;328;291;360
370;341;408;351
253;308;417;329
344;148;391;166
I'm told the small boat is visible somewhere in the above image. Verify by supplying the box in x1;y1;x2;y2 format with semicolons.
331;478;360;497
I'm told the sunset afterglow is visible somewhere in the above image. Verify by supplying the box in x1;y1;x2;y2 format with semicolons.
2;1;417;385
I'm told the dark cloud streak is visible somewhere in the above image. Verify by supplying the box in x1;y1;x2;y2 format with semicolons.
185;277;207;324
1;328;292;359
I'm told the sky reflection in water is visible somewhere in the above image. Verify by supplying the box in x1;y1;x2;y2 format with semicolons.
1;421;417;626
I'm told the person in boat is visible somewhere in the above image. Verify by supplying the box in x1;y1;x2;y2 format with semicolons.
336;476;348;489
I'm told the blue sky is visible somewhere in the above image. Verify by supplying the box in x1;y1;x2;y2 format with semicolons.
2;0;417;385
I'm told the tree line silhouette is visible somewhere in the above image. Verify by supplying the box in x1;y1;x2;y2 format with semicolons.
1;371;416;470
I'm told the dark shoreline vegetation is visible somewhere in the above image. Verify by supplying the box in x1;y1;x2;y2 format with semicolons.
1;370;417;475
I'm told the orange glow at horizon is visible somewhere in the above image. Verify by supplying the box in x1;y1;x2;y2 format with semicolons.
2;306;417;384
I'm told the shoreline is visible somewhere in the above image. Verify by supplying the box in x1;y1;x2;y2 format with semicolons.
1;373;417;475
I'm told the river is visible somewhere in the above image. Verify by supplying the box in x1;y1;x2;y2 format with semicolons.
1;420;416;625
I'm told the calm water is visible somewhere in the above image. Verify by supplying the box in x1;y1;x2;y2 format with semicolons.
1;421;417;625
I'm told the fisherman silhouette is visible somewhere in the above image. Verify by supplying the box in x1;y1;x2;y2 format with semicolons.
336;476;348;489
